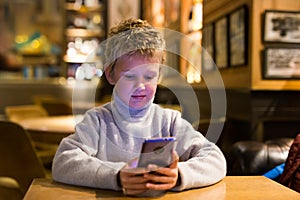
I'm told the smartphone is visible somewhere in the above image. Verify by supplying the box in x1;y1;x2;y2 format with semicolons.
137;137;176;168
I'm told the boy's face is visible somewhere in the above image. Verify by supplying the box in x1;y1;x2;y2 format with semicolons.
106;54;161;109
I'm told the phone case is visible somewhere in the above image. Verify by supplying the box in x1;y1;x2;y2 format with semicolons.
137;137;176;168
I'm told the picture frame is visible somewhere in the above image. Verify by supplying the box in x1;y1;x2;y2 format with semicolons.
202;23;215;71
263;47;300;79
263;10;300;43
229;5;248;67
214;16;229;69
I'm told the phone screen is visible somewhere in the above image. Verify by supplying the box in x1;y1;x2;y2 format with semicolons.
137;137;176;168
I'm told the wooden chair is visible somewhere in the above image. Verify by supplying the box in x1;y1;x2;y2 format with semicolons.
5;105;58;167
0;121;46;198
34;96;72;116
5;105;48;124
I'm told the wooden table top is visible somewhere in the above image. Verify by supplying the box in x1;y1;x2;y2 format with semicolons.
24;176;299;200
19;115;83;134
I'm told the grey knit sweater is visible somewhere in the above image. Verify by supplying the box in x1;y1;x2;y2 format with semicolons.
52;93;226;191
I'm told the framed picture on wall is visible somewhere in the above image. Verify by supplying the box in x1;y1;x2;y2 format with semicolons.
263;47;300;79
229;5;248;67
214;16;229;69
202;23;215;71
263;10;300;43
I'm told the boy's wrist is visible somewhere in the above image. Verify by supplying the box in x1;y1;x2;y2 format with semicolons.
175;171;182;187
117;171;122;187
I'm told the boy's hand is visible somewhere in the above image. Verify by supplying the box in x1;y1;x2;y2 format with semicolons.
119;158;149;196
119;151;179;196
144;151;179;190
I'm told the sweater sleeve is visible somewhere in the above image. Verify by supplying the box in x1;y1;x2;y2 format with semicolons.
170;114;227;191
52;110;126;190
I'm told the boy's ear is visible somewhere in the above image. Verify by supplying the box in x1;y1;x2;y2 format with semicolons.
104;65;115;85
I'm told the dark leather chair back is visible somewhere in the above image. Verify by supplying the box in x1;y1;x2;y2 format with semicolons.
0;121;46;196
227;138;293;175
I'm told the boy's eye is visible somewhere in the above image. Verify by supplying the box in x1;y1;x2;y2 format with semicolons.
145;76;155;80
124;74;135;79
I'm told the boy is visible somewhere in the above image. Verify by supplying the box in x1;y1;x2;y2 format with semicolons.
52;18;226;196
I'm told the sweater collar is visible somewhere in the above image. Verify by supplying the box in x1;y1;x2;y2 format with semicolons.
111;89;154;121
111;89;156;139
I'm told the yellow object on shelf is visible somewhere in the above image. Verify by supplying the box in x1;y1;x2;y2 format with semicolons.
15;32;51;55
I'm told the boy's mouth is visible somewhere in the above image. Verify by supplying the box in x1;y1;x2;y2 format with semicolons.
131;94;146;100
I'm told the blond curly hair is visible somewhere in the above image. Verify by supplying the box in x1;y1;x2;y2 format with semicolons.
104;18;166;70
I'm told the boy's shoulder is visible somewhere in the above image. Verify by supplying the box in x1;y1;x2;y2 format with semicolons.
153;103;182;117
85;102;112;115
154;103;181;112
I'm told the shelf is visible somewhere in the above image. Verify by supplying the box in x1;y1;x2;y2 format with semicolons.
65;3;104;12
65;28;105;38
63;55;102;63
21;55;58;66
64;0;106;72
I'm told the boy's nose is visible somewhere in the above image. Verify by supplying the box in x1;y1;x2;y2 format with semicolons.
136;82;146;90
135;78;146;90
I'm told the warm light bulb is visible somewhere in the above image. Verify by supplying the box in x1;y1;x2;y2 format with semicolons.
187;65;195;83
191;1;203;31
93;14;101;24
194;71;201;83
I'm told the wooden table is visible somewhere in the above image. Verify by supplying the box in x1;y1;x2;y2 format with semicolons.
24;176;299;200
19;115;83;144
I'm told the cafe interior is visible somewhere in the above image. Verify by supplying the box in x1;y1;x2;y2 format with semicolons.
0;0;299;199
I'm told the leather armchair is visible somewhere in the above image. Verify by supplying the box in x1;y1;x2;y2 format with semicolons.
227;138;294;175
